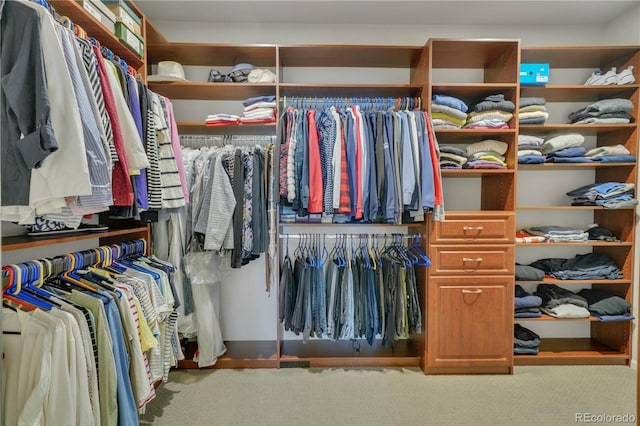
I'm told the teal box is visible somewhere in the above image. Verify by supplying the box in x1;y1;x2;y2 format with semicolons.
520;63;549;85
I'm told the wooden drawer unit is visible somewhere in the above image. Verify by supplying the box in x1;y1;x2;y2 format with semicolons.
426;276;514;373
429;245;515;275
431;212;515;244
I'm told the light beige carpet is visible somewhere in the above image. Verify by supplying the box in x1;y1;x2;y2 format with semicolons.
140;366;636;425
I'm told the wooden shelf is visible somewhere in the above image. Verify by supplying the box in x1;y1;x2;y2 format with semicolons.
518;162;636;170
177;121;276;135
515;279;632;285
278;45;423;68
434;128;516;140
521;46;640;69
279;83;422;97
515;314;608;322
177;340;279;369
515;241;632;247
148;43;277;67
279;339;420;368
49;0;143;68
1;227;150;252
148;82;276;100
279;222;408;227
520;84;639;102
519;124;637;135
517;205;637;211
430;38;520;70
441;169;515;176
432;83;518;98
513;338;629;366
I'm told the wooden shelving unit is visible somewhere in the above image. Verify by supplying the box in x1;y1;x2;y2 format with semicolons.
148;82;277;100
516;44;639;367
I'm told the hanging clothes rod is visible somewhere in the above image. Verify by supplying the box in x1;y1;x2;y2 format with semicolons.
278;233;424;239
280;96;423;110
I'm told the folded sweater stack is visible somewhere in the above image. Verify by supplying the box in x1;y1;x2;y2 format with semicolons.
526;226;588;242
241;95;277;123
519;97;548;125
431;95;468;129
439;145;468;169
577;288;634;321
542;133;587;163
464;139;508;169
517;134;545;164
568;98;634;124
464;94;514;129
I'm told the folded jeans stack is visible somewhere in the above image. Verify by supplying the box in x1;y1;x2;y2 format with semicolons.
568;98;634;125
431;95;468;129
519;97;548;125
464;94;514;129
515;285;542;318
577;288;634;321
567;182;638;208
514;324;541;355
529;253;623;281
526;225;588;242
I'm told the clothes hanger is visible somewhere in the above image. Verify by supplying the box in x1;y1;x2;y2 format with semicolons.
4;264;53;310
2;267;36;311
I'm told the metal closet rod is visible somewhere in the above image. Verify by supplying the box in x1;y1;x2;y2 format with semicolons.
278;233;425;239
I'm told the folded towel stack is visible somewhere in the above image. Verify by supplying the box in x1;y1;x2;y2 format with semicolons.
464;94;514;129
568;98;634;124
519;97;548;125
431;94;468;129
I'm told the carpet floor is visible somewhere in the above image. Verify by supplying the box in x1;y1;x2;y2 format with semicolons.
139;366;635;425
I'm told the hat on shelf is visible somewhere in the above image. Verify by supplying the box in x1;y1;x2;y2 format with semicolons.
147;61;189;82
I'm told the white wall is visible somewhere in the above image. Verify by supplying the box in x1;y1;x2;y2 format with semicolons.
605;4;640;45
154;21;605;46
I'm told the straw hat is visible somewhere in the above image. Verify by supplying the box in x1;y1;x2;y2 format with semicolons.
147;61;188;82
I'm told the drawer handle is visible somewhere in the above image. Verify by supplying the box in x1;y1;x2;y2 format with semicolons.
462;226;484;231
462;257;483;262
462;289;483;294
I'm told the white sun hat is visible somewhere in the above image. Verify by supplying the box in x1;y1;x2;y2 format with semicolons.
147;61;189;82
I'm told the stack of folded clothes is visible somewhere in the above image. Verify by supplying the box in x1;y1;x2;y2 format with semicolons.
584;144;636;163
577;288;634;321
514;324;541;355
568;98;634;124
567;182;638;208
241;95;277;123
515;230;546;243
518;134;545;164
205;113;241;127
586;225;619;242
464;139;508;169
529;253;623;280
516;264;545;281
525;226;589;242
464;94;514;129
515;285;542;318
535;284;590;318
431;95;468;129
519;97;548;125
541;133;586;163
439;145;468;169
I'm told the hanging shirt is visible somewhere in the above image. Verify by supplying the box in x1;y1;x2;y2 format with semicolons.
307;109;323;213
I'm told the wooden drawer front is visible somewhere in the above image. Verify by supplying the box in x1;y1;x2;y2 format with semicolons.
431;214;514;244
427;276;513;367
430;245;514;275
